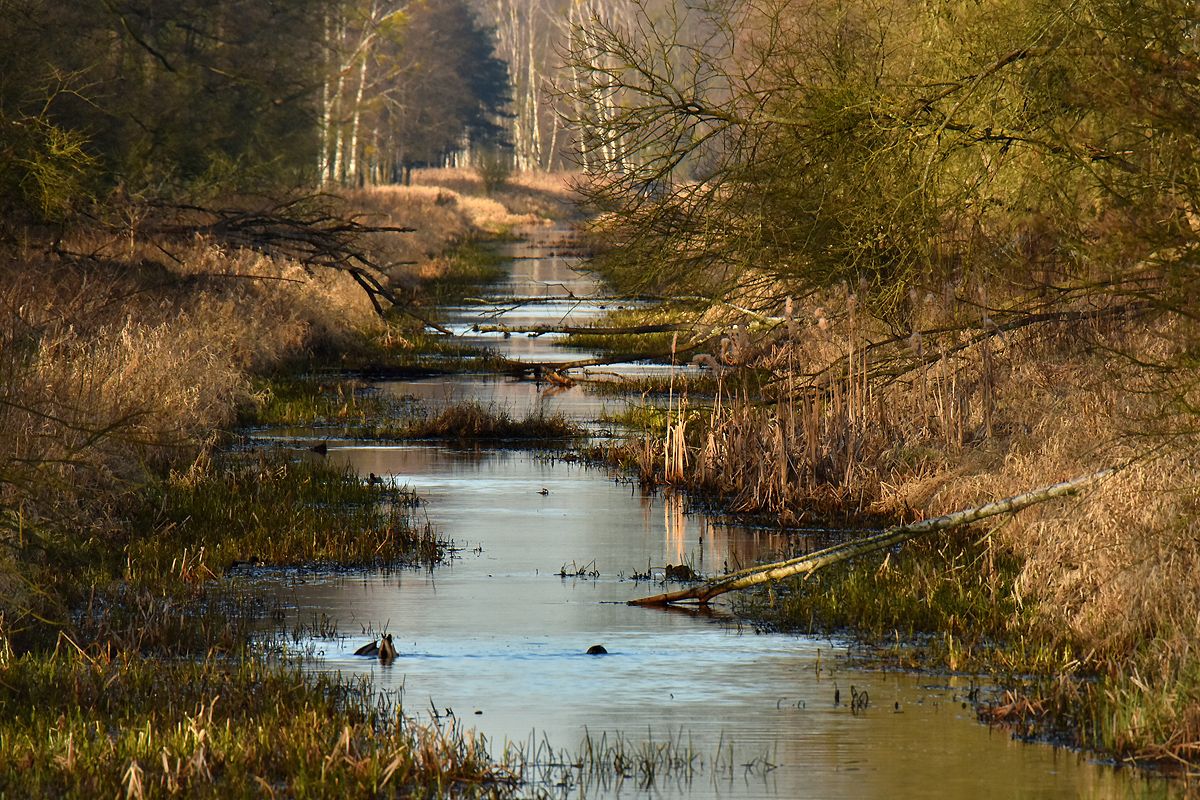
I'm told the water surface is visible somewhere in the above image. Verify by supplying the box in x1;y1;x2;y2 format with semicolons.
278;228;1168;798
279;445;1157;798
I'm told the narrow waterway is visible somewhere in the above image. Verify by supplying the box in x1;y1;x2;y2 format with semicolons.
282;228;1169;798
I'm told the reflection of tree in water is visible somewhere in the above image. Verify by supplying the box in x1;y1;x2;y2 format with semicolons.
664;489;688;565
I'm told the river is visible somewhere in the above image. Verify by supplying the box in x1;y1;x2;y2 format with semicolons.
281;227;1170;798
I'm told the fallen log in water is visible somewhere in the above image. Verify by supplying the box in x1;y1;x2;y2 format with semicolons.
629;468;1117;607
472;322;694;336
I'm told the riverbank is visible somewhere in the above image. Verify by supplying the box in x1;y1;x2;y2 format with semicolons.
565;274;1200;772
3;163;1189;791
0;169;577;795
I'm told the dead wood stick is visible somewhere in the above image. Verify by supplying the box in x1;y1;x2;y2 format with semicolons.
472;322;694;336
629;468;1116;607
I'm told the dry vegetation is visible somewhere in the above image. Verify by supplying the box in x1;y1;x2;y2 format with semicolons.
607;283;1200;762
0;238;374;519
348;168;581;288
0;170;581;634
0;173;585;796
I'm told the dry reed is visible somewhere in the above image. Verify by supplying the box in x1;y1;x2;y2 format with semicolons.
0;231;380;631
624;282;1200;761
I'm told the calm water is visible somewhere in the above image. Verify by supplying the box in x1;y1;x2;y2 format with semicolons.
277;228;1171;798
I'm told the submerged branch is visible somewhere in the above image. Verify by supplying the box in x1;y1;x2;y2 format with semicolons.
629;468;1117;607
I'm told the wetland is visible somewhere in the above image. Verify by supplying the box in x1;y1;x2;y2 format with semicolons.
263;227;1174;798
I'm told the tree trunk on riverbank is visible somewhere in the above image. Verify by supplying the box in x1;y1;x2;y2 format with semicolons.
630;468;1117;607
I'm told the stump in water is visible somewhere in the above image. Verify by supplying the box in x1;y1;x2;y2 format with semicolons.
665;564;698;581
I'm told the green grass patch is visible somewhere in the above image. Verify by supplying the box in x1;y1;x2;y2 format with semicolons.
126;454;440;576
0;449;505;797
6;451;442;650
241;377;394;428
736;530;1074;675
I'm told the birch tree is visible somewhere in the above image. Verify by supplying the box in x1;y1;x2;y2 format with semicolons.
319;0;411;187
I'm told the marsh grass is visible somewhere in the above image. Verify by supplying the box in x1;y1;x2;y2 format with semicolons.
507;729;776;796
244;377;585;444
392;402;584;442
0;178;593;795
583;284;1200;765
128;454;440;575
0;655;515;798
242;377;395;429
737;529;1074;676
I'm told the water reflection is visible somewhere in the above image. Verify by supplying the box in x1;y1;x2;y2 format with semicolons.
271;445;1166;800
377;375;620;423
274;228;1174;797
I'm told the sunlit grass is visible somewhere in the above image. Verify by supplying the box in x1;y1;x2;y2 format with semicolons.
242;377;393;428
126;454;441;575
0;655;515;798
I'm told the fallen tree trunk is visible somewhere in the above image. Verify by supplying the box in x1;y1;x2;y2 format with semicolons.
472;322;694;336
629;468;1117;607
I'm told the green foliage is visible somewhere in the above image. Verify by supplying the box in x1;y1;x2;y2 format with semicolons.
476;147;514;195
570;0;1200;321
0;116;97;225
0;0;326;218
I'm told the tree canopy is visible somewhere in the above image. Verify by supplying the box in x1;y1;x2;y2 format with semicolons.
0;0;512;232
566;0;1200;325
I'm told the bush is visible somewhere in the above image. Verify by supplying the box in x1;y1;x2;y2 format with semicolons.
475;147;513;195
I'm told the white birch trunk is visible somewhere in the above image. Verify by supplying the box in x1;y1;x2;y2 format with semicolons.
346;52;370;186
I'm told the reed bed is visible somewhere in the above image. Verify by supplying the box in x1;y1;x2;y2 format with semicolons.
246;377;585;444
393;401;584;442
0;233;385;627
607;286;1200;763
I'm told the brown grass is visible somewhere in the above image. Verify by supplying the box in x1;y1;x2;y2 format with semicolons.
0;231;381;625
620;285;1200;760
411;167;581;224
341;169;580;290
